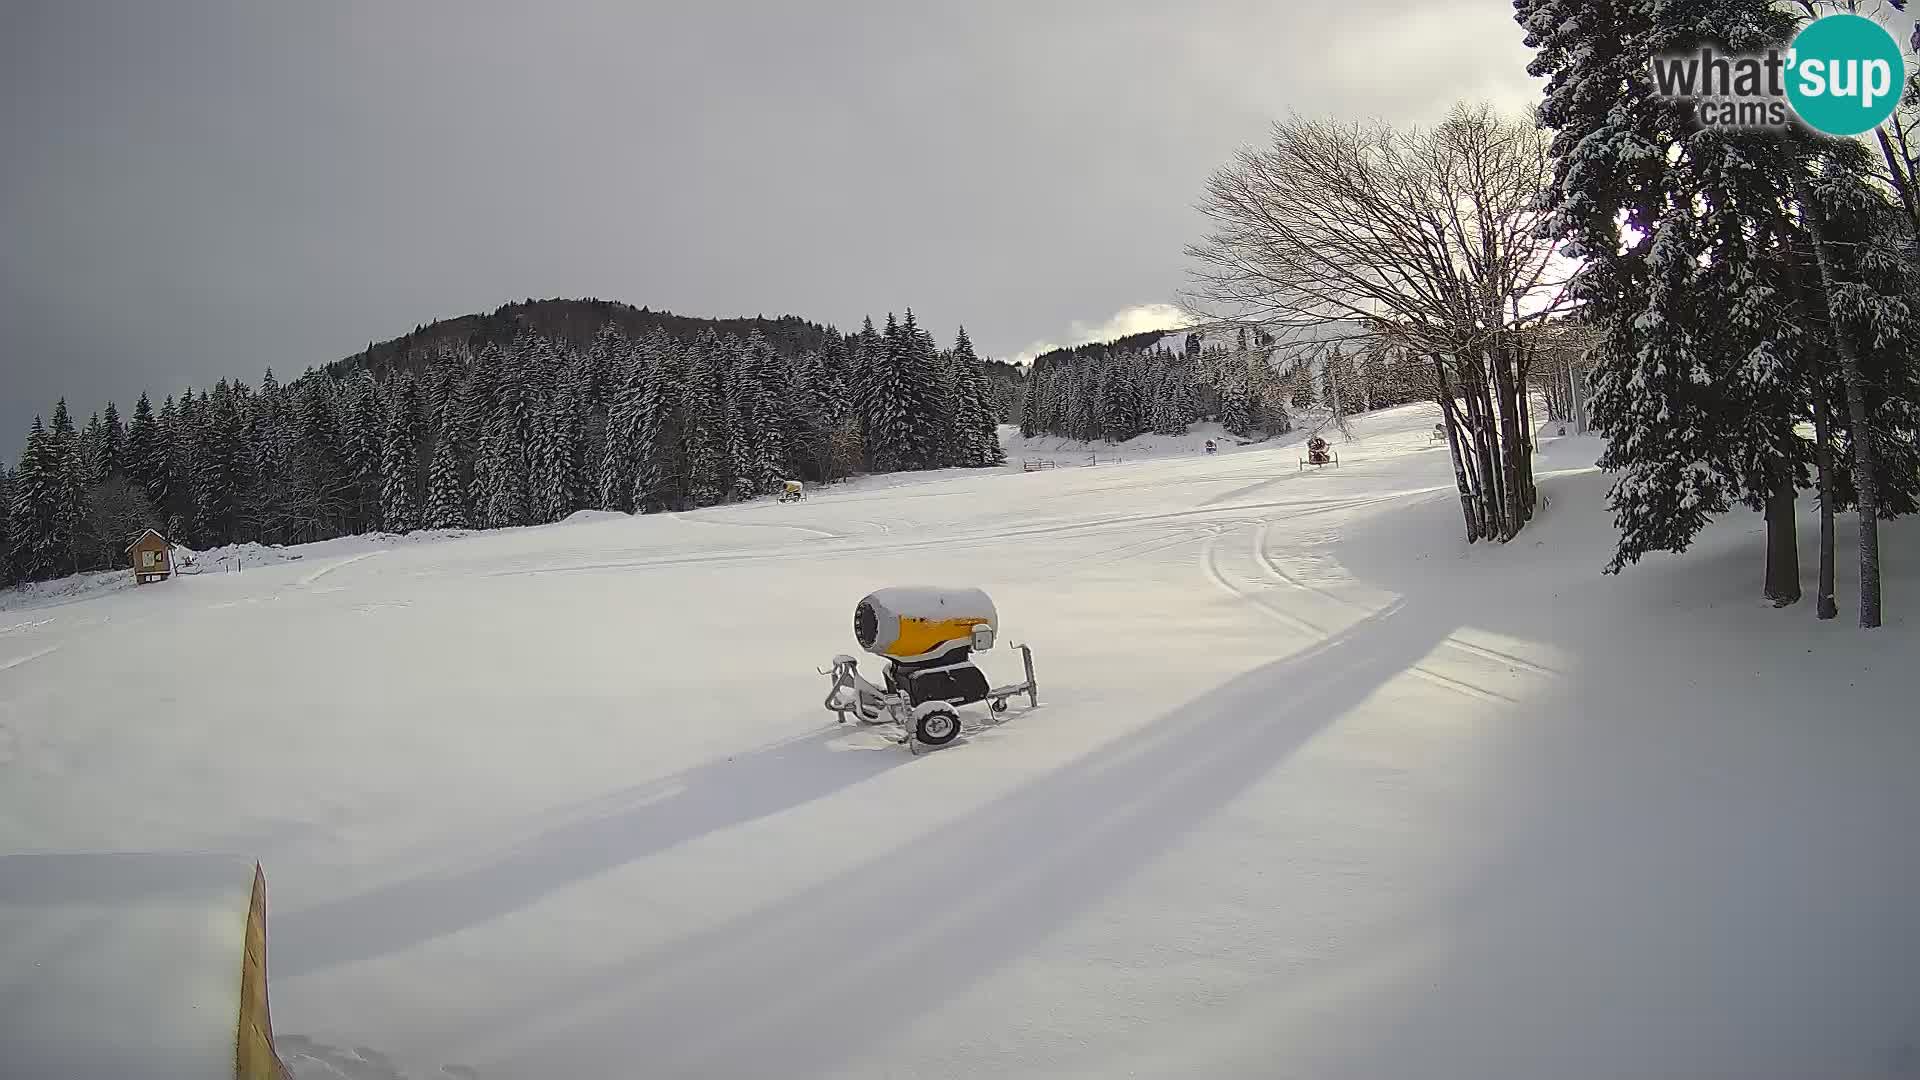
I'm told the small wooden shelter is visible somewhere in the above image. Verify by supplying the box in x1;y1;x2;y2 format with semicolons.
126;529;174;584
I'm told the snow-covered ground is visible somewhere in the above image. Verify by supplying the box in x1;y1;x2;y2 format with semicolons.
3;402;1917;1080
999;419;1286;466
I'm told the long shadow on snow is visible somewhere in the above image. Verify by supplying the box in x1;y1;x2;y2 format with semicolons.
1243;471;1920;1079
272;728;910;978
465;598;1455;1079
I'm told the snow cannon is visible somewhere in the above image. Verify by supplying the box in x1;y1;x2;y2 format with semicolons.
822;586;1038;752
854;586;997;662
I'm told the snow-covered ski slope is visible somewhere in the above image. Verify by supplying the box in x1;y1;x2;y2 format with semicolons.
3;402;1917;1080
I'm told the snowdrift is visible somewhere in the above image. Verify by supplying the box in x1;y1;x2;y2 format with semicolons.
0;854;291;1080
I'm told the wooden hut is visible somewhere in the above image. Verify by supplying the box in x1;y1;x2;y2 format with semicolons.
126;529;174;584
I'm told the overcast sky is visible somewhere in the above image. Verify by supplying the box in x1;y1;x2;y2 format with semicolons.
1;0;1539;444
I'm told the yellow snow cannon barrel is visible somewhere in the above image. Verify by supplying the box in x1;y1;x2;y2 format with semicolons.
854;586;998;662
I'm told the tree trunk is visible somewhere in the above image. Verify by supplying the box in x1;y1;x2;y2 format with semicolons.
1800;177;1885;628
1763;456;1801;607
1567;357;1589;436
1813;392;1838;621
1501;341;1536;527
1464;367;1505;539
1875;127;1920;236
1434;357;1481;543
1840;363;1884;629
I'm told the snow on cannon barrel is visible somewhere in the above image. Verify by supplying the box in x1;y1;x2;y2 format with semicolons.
825;586;1037;752
853;585;998;661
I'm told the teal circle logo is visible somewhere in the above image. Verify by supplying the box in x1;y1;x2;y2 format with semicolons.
1786;13;1906;136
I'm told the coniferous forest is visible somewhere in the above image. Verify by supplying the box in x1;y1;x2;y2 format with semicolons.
0;301;1019;585
1018;327;1432;444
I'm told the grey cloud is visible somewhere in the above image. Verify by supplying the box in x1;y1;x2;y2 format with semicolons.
1;0;1538;445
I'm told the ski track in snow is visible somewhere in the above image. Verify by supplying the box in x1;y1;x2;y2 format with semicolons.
669;512;843;541
1251;511;1560;684
0;645;59;674
299;550;386;587
1206;520;1520;706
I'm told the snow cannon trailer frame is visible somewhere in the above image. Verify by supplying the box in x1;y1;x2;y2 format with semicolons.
819;587;1039;753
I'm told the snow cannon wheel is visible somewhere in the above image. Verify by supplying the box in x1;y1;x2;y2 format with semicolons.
914;705;962;747
990;697;1009;715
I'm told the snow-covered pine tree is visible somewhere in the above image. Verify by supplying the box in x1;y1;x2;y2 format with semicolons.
810;340;866;482
563;349;606;511
922;346;957;466
342;370;385;533
852;316;884;464
165;390;206;543
476;340;539;528
418;346;461;440
1519;0;1817;591
79;413;108;489
913;316;949;466
786;348;831;480
528;395;569;524
0;465;14;586
1159;356;1183;435
533;358;591;525
586;322;626;400
193;380;248;546
1101;358;1136;443
125;393;164;508
863;314;912;472
710;336;756;502
947;328;1003;466
45;400;88;573
739;331;791;492
475;421;528;528
8;420;63;580
380;374;425;532
1062;362;1090;443
246;370;288;543
1019;360;1044;438
423;398;470;530
1219;361;1254;437
680;331;727;507
288;375;353;543
460;343;505;454
633;333;686;511
599;343;647;512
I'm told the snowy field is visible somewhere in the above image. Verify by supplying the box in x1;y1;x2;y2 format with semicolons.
3;403;1918;1079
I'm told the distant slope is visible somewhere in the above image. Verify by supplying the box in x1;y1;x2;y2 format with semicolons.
324;298;846;380
1029;328;1175;366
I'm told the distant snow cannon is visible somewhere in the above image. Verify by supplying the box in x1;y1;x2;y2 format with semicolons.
823;586;1038;751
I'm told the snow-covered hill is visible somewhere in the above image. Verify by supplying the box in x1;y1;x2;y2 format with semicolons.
2;401;1915;1080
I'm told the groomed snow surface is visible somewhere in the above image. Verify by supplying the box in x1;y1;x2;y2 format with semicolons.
3;403;1917;1080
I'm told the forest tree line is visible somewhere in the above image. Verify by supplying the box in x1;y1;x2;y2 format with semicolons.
1018;327;1433;444
1;311;1010;585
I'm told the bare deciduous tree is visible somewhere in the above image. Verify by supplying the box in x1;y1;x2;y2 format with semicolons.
1183;103;1573;542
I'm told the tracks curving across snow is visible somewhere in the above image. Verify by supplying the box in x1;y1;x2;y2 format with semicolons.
1203;519;1522;706
0;645;59;674
299;550;386;587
